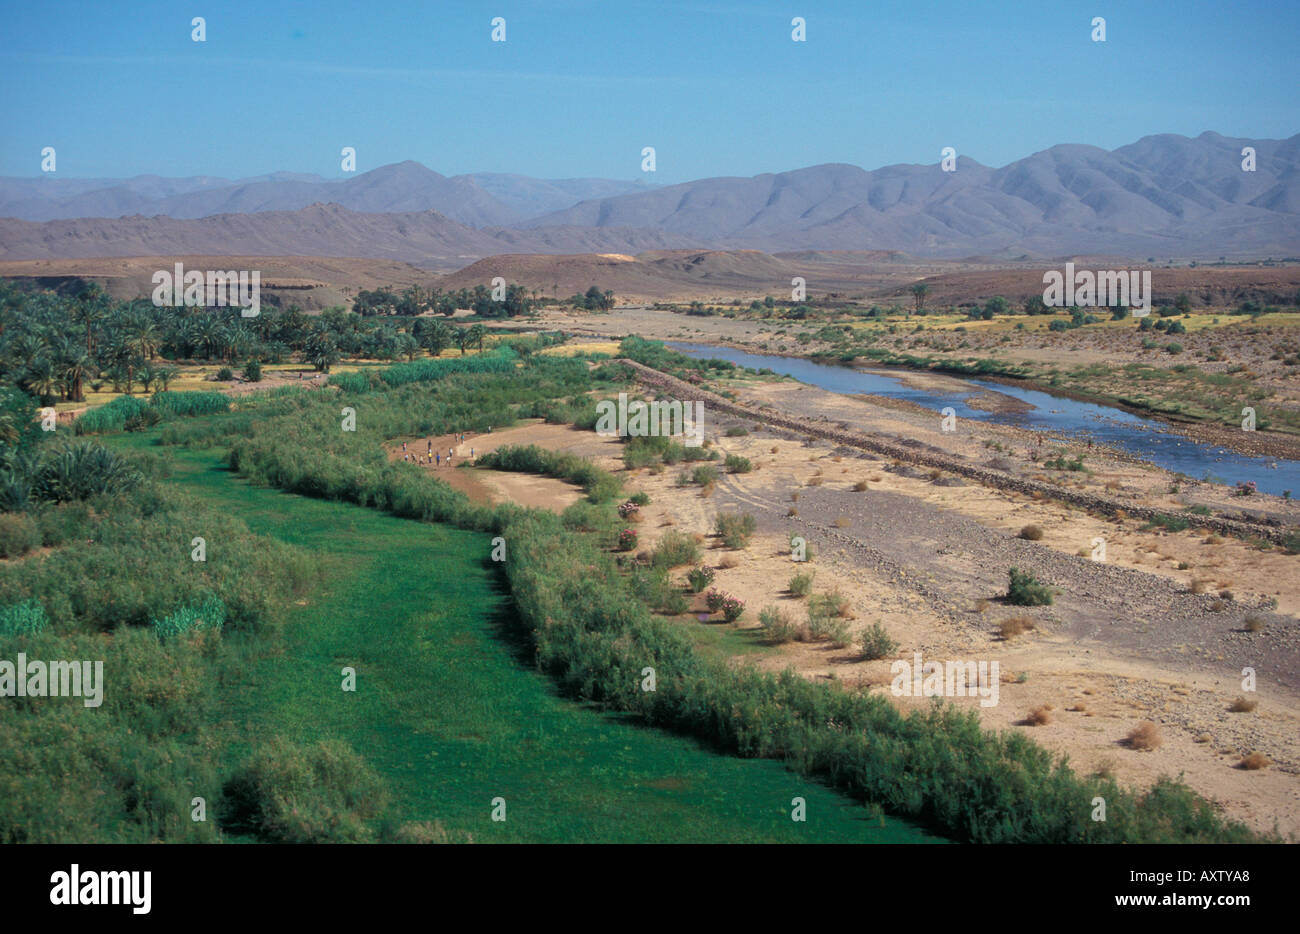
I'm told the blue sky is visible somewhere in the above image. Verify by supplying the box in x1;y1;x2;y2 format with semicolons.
2;0;1297;183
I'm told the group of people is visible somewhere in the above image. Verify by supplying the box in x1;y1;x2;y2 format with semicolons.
399;433;477;467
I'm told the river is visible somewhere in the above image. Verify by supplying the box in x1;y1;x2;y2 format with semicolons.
666;341;1300;497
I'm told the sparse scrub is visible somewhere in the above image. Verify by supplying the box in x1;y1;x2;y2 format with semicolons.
1006;567;1053;606
1025;706;1053;726
724;454;752;474
651;530;700;569
859;621;897;660
714;512;756;548
758;605;798;643
686;565;715;593
1125;722;1163;751
999;616;1035;640
788;570;815;598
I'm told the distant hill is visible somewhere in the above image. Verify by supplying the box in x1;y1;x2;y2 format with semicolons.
1;132;1296;261
0;163;656;227
0;203;701;268
523;132;1300;258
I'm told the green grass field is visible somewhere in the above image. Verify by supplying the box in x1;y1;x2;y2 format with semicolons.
113;434;939;843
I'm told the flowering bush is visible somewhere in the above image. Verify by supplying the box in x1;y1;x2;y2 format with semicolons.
686;565;715;593
1235;481;1257;497
618;501;641;519
617;528;638;551
705;588;745;620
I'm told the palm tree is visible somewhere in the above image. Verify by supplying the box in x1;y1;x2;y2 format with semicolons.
63;353;94;403
71;286;109;358
454;327;471;356
126;314;161;363
467;324;485;353
26;357;59;405
156;365;180;391
910;282;929;313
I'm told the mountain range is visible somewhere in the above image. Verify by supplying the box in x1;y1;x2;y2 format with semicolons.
0;163;657;226
2;131;1297;263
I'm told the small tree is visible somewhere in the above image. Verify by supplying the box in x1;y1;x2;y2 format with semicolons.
910;282;929;313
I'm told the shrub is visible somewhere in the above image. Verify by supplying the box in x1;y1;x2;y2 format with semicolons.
1240;753;1270;770
758;605;798;643
617;528;638;551
725;426;748;437
724;454;752;473
714;512;756;548
617;500;641;520
809;590;852;619
703;589;743;621
788;570;815;597
31;442;143;504
1007;567;1053;606
1145;513;1190;533
1025;706;1053;726
859;621;897;659
0;599;49;636
242;361;262;382
817;616;851;647
1125;722;1162;751
691;465;720;486
650;530;699;569
123;407;163;431
215;367;235;381
218;738;389;842
151;595;226;641
685;565;715;593
1228;696;1257;713
1019;524;1044;541
999;616;1036;639
852;480;869;492
0;512;41;559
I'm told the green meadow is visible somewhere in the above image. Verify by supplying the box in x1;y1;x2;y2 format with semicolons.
103;434;938;843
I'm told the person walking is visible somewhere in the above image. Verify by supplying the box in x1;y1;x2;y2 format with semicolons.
436;453;441;467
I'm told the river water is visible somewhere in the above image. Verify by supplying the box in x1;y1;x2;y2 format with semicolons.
666;341;1300;497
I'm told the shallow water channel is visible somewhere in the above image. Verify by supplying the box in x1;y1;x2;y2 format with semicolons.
666;341;1300;497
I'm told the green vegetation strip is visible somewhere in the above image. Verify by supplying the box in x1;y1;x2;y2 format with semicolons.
221;355;1264;843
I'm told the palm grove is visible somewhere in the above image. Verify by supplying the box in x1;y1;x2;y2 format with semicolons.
0;279;618;407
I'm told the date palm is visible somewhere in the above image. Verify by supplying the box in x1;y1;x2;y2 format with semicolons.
125;314;161;363
25;357;60;404
63;353;94;403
